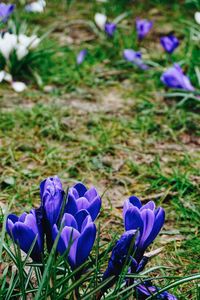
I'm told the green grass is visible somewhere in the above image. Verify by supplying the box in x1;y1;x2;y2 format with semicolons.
0;0;200;298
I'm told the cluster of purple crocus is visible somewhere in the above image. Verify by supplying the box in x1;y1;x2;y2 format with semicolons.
6;176;177;299
77;15;194;92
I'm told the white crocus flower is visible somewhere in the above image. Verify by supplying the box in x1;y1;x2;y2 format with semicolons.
0;33;17;59
194;12;200;25
11;81;27;92
94;13;107;30
18;34;40;50
25;0;46;13
0;71;12;83
15;44;29;60
3;71;12;82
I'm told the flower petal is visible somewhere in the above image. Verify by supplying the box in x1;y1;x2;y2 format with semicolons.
139;209;155;251
73;182;87;197
84;187;98;202
143;207;165;249
124;207;143;233
75;209;90;232
12;222;41;261
61;213;78;229
65;193;78;215
75;223;96;267
87;196;101;221
76;197;90;211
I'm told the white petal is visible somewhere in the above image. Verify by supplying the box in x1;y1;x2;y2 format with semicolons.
12;82;27;93
94;13;107;30
0;71;5;82
194;12;200;25
25;1;46;13
29;35;40;49
16;44;28;60
0;33;17;59
4;72;12;82
18;34;40;50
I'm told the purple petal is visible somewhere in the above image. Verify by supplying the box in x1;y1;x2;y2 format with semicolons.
76;197;90;211
124;207;143;233
139;209;155;250
161;64;195;91
87;196;101;221
140;201;155;211
144;207;165;249
12;222;42;261
123;49;142;62
104;23;116;37
53;224;80;267
0;4;15;22
136;18;153;40
24;213;38;236
6;214;18;235
40;176;64;227
18;212;27;222
75;223;96;267
76;49;87;65
65;193;78;215
61;226;80;267
61;213;78;229
123;196;142;219
84;187;98;202
75;209;90;232
81;214;92;232
74;182;87;197
129;196;142;209
160;35;179;54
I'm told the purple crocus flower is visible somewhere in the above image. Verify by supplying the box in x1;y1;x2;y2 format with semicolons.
136;18;153;40
160;35;179;54
123;196;165;261
104;23;116;37
103;230;137;280
123;49;148;70
6;209;43;262
0;3;15;23
136;282;177;299
53;210;96;269
40;176;64;227
65;182;101;221
161;64;195;91
76;49;87;65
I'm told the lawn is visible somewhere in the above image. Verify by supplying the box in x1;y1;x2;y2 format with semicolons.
0;0;200;299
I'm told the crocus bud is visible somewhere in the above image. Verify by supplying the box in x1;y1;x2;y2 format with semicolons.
0;3;15;23
123;49;148;70
161;64;195;91
104;23;116;37
160;35;179;54
135;18;153;40
40;176;64;228
194;12;200;25
25;0;46;13
76;49;87;65
94;13;107;30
